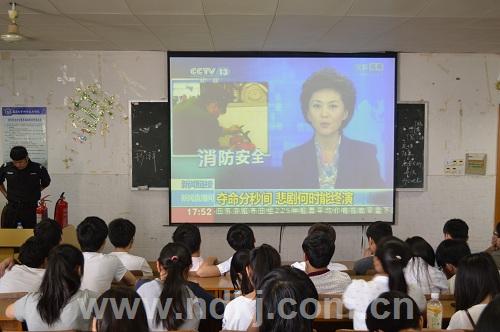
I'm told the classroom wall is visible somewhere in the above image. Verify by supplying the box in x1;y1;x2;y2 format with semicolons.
0;51;498;261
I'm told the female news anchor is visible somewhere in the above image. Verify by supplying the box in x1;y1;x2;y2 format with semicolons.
282;68;384;189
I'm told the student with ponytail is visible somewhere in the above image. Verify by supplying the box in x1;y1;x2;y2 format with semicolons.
6;244;96;331
137;242;202;331
343;237;426;330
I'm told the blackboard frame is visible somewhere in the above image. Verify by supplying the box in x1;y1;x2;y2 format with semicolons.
129;100;169;191
396;101;428;191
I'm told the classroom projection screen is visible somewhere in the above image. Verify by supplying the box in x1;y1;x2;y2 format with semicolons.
169;52;396;225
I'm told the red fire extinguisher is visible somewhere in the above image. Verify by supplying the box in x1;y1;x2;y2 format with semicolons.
54;192;68;228
36;195;50;223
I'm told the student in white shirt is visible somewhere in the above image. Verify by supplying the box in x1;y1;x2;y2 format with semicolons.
365;291;423;332
172;223;206;273
223;244;281;331
291;223;348;272
230;249;252;295
343;237;426;331
92;287;149;332
447;252;500;330
108;218;153;277
435;239;471;294
302;232;351;294
249;266;318;332
6;244;96;331
0;236;48;293
137;242;203;331
404;236;448;293
197;223;255;277
77;216;136;294
475;295;500;332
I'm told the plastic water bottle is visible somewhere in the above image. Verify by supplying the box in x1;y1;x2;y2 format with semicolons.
426;292;443;329
16;222;23;229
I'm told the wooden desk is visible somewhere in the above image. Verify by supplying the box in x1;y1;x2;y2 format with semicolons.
189;275;234;298
0;293;26;331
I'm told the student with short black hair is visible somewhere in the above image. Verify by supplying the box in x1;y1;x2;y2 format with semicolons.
447;252;500;330
353;221;393;275
365;291;423;332
291;223;348;271
197;223;255;277
108;218;152;277
173;223;205;272
475;295;500;332
92;287;149;332
302;232;351;294
252;266;319;332
223;244;281;331
443;218;469;241
0;236;48;293
6;244;96;331
343;237;426;330
404;236;448;293
34;218;62;251
435;239;471;294
77;216;136;294
137;242;203;331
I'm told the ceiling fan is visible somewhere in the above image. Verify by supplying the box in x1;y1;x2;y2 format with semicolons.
1;2;25;42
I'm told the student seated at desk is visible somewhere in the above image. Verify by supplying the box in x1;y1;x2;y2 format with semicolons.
108;218;152;277
173;223;205;273
443;218;469;241
435;239;471;294
365;291;423;332
249;266;318;332
137;242;203;331
291;223;348;271
230;249;252;294
6;244;96;331
92;287;149;332
0;218;62;276
404;236;448;294
0;236;48;293
223;244;281;331
475;294;500;332
302;232;351;294
197;223;255;277
77;217;136;295
353;221;393;275
447;253;500;330
343;237;426;331
485;222;500;269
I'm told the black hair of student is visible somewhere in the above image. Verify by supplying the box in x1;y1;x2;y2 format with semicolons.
366;291;421;332
366;221;393;245
230;249;253;295
108;218;136;248
18;236;49;268
10;145;28;161
302;232;335;269
375;237;410;294
443;218;469;241
76;216;109;252
34;218;62;251
300;68;356;130
172;223;201;254
475;295;500;332
307;223;336;243
249;244;281;290
155;242;192;330
405;236;435;266
37;244;84;326
435;239;471;269
258;266;318;332
454;252;500;311
94;287;149;332
227;224;255;251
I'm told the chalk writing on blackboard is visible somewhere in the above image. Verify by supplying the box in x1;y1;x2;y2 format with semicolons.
396;103;426;190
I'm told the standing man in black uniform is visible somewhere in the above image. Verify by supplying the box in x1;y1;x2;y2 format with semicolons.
0;146;51;228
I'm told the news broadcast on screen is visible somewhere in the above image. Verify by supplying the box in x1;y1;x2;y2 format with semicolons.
169;52;396;225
